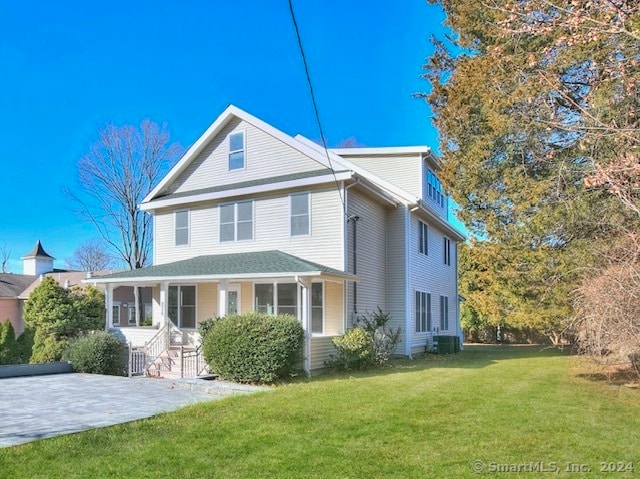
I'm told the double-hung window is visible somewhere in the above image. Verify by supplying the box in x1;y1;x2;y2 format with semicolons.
311;282;324;334
440;295;449;330
426;169;445;208
415;291;431;333
290;192;310;236
220;201;253;242
175;210;189;246
419;221;428;255
444;237;451;266
228;131;245;170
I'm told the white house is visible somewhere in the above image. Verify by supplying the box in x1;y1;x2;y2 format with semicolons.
90;105;466;376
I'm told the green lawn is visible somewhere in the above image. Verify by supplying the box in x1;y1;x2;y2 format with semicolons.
1;346;638;478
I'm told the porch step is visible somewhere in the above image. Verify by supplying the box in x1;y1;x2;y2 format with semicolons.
145;345;207;379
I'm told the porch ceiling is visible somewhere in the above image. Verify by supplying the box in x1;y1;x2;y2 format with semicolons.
85;250;359;285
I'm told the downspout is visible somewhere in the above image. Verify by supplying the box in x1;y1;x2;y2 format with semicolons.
344;179;361;327
348;215;360;318
404;206;413;358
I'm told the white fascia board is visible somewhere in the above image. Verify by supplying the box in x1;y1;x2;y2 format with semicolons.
144;105;345;203
414;202;467;242
330;146;432;156
140;170;353;211
87;271;359;284
295;134;418;205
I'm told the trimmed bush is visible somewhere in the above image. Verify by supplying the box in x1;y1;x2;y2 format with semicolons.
203;313;304;383
329;327;375;370
64;331;126;376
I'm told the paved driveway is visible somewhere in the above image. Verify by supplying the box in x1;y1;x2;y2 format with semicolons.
0;373;267;448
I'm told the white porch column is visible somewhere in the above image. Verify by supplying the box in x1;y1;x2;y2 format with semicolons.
218;280;228;317
105;283;114;331
160;281;169;327
299;278;312;376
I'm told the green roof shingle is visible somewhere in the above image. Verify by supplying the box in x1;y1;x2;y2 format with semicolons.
92;250;356;281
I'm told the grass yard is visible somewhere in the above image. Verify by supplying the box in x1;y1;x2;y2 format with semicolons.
1;345;639;478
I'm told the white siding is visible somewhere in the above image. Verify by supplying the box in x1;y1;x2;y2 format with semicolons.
385;206;408;354
409;212;458;351
310;336;338;371
167;118;328;195
344;154;422;199
345;187;388;324
154;185;344;270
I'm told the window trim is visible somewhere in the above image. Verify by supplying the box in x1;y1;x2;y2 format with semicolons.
174;209;190;246
311;281;324;335
426;168;445;208
419;220;428;255
128;305;137;325
290;191;311;237
228;130;246;171
219;200;254;242
168;285;198;330
444;237;451;266
415;290;431;333
440;295;449;331
112;302;121;326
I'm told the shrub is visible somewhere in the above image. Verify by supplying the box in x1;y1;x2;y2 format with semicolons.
329;327;375;370
64;331;126;376
329;308;402;370
203;313;304;383
0;321;20;365
198;317;219;341
357;308;402;365
16;328;34;364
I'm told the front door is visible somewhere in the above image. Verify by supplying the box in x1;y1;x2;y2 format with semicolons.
227;285;240;315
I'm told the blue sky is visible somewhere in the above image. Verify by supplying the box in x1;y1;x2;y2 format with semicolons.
0;0;448;272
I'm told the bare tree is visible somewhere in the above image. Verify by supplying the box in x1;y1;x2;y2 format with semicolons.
0;243;10;273
572;233;640;380
70;120;181;325
336;137;363;148
66;239;116;272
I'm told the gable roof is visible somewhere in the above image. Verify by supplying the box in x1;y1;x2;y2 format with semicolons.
142;105;350;206
0;274;37;298
88;250;358;283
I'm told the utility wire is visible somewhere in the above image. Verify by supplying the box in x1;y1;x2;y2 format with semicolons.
288;0;346;215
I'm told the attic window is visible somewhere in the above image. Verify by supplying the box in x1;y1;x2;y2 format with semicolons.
229;132;245;170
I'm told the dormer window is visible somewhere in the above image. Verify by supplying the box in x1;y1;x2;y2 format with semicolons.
229;131;245;170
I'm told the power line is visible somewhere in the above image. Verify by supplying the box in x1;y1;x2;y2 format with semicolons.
288;0;346;215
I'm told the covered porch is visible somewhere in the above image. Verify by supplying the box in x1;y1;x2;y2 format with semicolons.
89;250;358;374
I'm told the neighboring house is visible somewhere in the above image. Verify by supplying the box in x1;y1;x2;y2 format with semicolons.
90;105;466;374
0;241;151;337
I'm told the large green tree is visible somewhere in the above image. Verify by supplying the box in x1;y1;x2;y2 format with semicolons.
23;277;105;363
420;1;639;342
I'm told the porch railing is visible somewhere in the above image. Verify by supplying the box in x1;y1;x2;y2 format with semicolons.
180;345;208;378
127;320;207;378
127;321;170;377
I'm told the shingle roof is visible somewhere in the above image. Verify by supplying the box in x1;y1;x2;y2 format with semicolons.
156;169;346;201
91;250;357;282
0;274;37;298
21;240;55;259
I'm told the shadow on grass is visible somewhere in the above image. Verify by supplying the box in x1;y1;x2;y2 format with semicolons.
305;344;570;384
576;367;640;387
